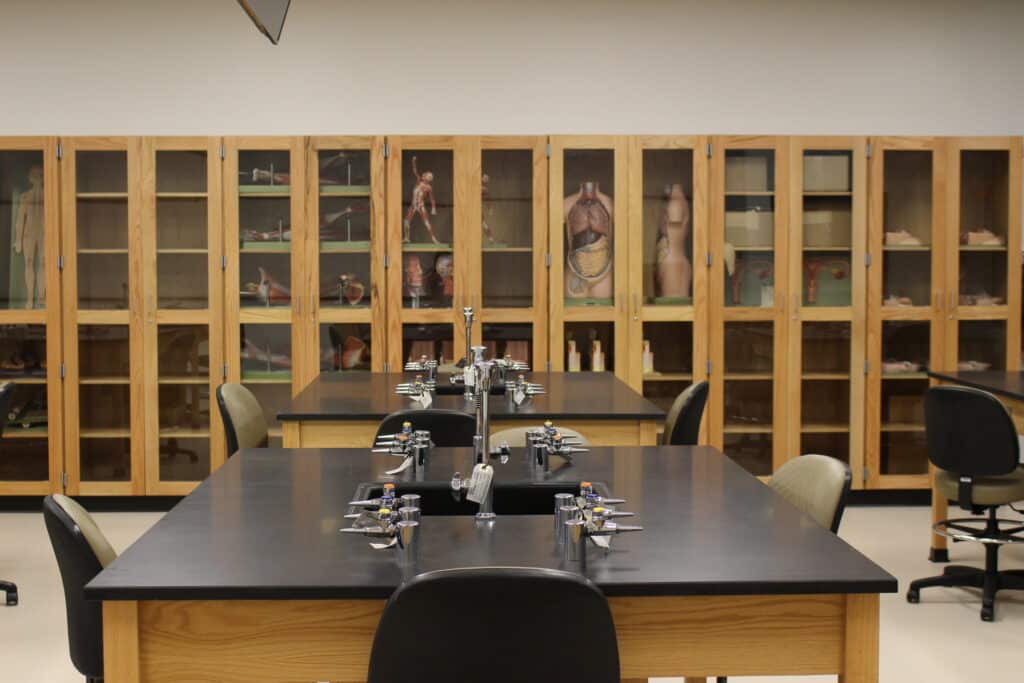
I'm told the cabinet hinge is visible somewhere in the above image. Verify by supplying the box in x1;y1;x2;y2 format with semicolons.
56;141;63;160
864;360;870;375
58;255;64;271
61;472;69;489
219;142;225;160
544;252;552;268
222;363;228;380
383;361;390;373
545;143;552;158
865;143;872;159
706;360;712;375
221;255;227;270
862;466;869;484
546;360;552;372
59;363;65;379
864;253;872;267
383;143;390;159
706;251;712;267
384;254;390;269
706;142;713;158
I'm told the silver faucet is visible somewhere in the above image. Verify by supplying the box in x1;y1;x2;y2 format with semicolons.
562;504;643;565
462;307;475;399
451;467;495;519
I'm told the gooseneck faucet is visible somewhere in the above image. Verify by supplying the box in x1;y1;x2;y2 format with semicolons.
462;307;475;400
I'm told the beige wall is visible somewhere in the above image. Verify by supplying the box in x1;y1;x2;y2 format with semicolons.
0;0;1020;135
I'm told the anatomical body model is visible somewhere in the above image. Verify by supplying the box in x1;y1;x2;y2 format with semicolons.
434;254;454;300
13;165;45;309
564;181;614;299
403;156;440;244
242;267;290;306
804;258;850;305
244;217;290;243
481;173;496;243
241;338;291;370
318;151;365;186
723;245;773;306
336;273;366;306
654;183;692;300
403;254;428;304
242;167;289;185
323;335;369;370
242;204;369;243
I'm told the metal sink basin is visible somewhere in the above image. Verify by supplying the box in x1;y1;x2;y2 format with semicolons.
351;480;609;516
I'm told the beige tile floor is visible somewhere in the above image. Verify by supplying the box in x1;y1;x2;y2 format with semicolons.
1;505;1022;683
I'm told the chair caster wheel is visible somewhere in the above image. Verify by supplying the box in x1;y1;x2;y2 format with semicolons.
981;606;994;622
4;592;17;606
906;589;919;604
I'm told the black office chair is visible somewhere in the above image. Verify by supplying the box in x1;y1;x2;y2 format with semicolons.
661;380;709;445
44;494;119;682
367;567;620;683
375;408;477;447
907;386;1024;621
0;382;18;605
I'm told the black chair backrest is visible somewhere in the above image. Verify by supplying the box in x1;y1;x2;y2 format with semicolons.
43;495;113;679
925;386;1019;477
368;567;620;683
375;409;477;447
661;380;709;445
0;382;15;440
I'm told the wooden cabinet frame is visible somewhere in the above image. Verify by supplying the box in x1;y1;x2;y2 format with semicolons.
305;136;387;378
548;136;629;381
0;137;64;494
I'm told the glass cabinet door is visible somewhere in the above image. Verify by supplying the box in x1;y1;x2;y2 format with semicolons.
478;137;547;369
142;139;223;494
946;139;1022;374
710;137;788;475
0;139;60;493
789;138;866;485
387;137;471;371
308;137;385;380
627;137;708;427
866;138;944;489
224;138;304;447
549;136;628;380
62;138;143;495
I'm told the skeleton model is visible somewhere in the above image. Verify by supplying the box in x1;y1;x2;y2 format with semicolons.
13;166;45;309
242;267;290;306
564;181;613;300
403;156;440;244
481;173;496;243
654;183;692;300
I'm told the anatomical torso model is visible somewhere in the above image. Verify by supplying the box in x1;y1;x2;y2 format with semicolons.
654;183;692;300
13;166;45;309
403;156;440;244
564;181;613;300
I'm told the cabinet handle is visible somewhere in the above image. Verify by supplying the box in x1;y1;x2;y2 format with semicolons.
296;296;301;316
310;293;316;325
948;291;955;320
792;293;799;321
632;293;639;321
933;291;940;312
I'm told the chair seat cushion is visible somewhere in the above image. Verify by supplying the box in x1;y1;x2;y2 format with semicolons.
935;466;1024;506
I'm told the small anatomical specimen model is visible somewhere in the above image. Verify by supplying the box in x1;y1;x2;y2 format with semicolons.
724;245;774;306
481;173;496;243
884;294;914;307
804;258;850;305
324;336;368;370
434;253;454;300
567;340;581;372
241;338;291;370
319;204;369;242
318;151;356;186
244;217;290;243
403;255;428;306
242;166;289;185
962;229;1004;246
642;340;654;374
337;273;366;306
564;181;614;300
884;229;923;246
591;340;606;372
13;165;45;309
654;183;692;300
242;267;290;306
403;156;440;244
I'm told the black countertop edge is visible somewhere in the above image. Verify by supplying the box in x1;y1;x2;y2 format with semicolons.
277;411;665;422
927;370;1024;401
87;579;898;602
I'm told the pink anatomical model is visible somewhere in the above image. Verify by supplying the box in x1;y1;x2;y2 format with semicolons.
403;156;440;244
403;255;428;302
338;274;366;306
434;254;454;299
564;181;614;299
654;183;692;300
244;217;290;243
481;173;496;243
243;267;290;306
241;338;291;369
804;258;850;305
243;167;289;185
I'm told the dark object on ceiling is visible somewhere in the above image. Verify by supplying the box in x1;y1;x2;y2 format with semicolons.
237;0;291;45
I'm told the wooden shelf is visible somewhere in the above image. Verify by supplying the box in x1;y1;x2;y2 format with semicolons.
77;192;127;200
882;372;929;380
157;248;208;255
320;241;371;253
159;427;211;438
320;186;370;197
80;428;131;438
723;424;773;434
960;244;1007;251
725;191;774;197
241;373;292;384
79;248;129;255
730;245;774;252
239;186;291;197
0;376;47;384
883;244;931;252
881;423;925;433
403;243;453;252
157;192;207;199
642;372;694;382
802;246;851;252
80;376;130;385
801;372;849;380
803;191;852;197
801;423;850;433
3;426;48;439
724;372;773;381
159;375;209;385
240;246;291;254
482;247;533;253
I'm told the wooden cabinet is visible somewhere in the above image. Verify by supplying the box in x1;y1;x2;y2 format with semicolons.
625;136;709;439
0;137;63;494
548;136;629;381
223;137;305;448
709;136;791;476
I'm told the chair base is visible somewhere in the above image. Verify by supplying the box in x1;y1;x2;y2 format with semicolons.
929;547;949;563
908;562;1024;621
0;580;17;606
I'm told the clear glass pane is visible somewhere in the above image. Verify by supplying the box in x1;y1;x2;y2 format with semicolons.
78;325;130;379
402;323;454;367
643;150;694;305
79;380;131;482
724;150;775;308
563;149;614;306
0;324;49;481
801;322;851;437
239;150;291;310
320;253;370;309
882;321;930;375
157;325;210;484
802;434;850;464
481;150;533;308
482;323;533;367
959;150;1010;304
0;323;47;381
80;437;131;482
0;150;46;309
157;151;208;310
724;321;773;475
802;151;852;307
641;321;694;413
319;323;372;372
958;320;1006;370
158;437;210;482
881;431;928;475
880;374;929;475
564;322;614;372
240;324;292;382
0;437;49;481
77;151;129;310
319;149;370;191
882;150;932;305
318;149;372;312
401;149;453;309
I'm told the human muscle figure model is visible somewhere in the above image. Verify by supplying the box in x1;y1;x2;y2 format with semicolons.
564;181;613;299
13;166;45;309
481;173;496;243
403;156;440;244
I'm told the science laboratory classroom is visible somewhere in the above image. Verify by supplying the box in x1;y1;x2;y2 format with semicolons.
0;2;1023;682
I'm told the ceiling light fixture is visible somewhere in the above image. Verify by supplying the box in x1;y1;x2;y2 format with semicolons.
237;0;291;45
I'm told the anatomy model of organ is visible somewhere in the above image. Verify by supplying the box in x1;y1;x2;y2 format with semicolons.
403;156;441;244
654;183;692;301
242;267;290;307
564;181;614;300
804;258;850;305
